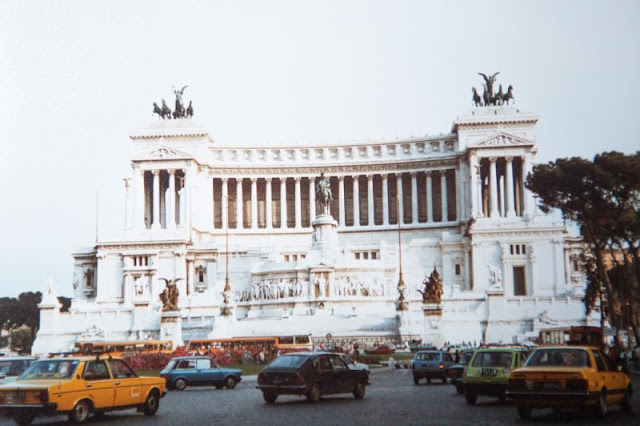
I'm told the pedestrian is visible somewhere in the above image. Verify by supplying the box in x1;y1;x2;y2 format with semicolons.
259;348;266;364
353;342;360;361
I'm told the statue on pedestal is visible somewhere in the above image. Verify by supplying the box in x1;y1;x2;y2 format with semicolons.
159;278;181;311
418;267;444;304
315;173;332;215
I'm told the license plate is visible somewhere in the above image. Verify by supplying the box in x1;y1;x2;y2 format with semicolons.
481;368;497;377
272;376;283;385
543;382;560;391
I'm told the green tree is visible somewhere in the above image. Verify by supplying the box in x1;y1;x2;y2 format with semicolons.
526;151;640;345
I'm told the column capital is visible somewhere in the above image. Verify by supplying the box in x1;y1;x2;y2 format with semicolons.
152;169;160;175
505;156;514;162
425;170;432;177
380;173;388;179
264;176;272;183
167;169;176;175
250;177;258;183
489;157;497;163
366;174;374;180
293;176;301;182
309;176;315;182
220;177;229;183
338;175;345;182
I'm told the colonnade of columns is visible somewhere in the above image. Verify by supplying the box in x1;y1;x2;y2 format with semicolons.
132;167;186;230
470;155;529;219
212;171;457;230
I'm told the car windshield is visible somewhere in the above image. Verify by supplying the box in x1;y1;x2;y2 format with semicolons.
341;355;355;365
268;355;307;368
163;359;178;370
415;352;440;361
460;352;474;365
525;349;590;367
19;360;79;380
0;360;30;376
471;352;512;368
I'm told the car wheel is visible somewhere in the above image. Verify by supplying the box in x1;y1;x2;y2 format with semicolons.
307;384;321;403
621;386;633;414
455;384;463;395
413;376;419;385
263;390;278;404
465;393;477;405
13;411;36;426
426;377;431;384
142;390;160;416
517;405;532;420
68;399;92;424
174;378;187;391
224;376;237;390
594;390;607;417
353;381;366;399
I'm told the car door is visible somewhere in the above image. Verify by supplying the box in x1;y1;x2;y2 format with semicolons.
598;351;628;403
82;360;115;409
329;354;354;393
176;358;198;383
195;358;216;384
315;355;337;394
109;359;143;407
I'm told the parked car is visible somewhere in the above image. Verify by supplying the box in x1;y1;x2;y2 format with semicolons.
365;344;395;355
338;353;370;384
412;350;456;384
160;356;242;390
256;352;368;404
0;357;35;384
463;347;530;404
410;343;437;353
506;345;632;419
446;350;475;394
0;355;165;425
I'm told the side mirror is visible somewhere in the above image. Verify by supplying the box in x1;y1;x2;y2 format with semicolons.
617;365;624;372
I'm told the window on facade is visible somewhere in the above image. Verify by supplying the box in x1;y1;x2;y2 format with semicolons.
455;264;461;276
513;266;526;296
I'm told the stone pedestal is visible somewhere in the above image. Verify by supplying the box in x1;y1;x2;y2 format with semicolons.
208;314;237;339
160;311;184;348
308;214;339;266
484;288;508;344
422;303;445;347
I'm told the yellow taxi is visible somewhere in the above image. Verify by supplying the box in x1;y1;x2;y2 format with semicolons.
0;354;166;425
506;345;632;419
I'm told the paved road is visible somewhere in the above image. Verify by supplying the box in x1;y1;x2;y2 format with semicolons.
2;368;638;426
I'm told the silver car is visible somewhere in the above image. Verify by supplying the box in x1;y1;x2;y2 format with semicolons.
0;356;35;383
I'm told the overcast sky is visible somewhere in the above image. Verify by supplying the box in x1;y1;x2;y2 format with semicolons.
1;0;638;298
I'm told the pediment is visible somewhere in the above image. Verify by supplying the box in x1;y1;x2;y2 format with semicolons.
470;132;534;148
147;145;192;159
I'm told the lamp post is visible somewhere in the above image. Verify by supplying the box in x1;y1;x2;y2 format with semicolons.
396;185;408;311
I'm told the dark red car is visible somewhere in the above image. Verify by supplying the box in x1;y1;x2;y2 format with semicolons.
364;344;395;355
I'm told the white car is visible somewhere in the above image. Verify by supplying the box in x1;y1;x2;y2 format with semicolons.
0;356;35;383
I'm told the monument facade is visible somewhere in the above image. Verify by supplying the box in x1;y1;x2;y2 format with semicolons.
33;80;598;354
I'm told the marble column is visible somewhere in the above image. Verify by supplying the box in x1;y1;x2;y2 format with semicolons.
309;177;316;221
522;155;533;217
505;157;515;218
476;163;484;218
294;177;302;228
167;169;176;228
338;176;345;227
382;174;389;225
132;166;144;230
426;171;433;223
367;175;374;226
250;178;258;229
152;170;160;229
397;173;404;224
489;157;499;218
411;172;418;224
352;175;360;227
236;178;244;229
280;178;287;228
221;178;228;230
440;170;448;222
265;177;272;229
123;178;131;230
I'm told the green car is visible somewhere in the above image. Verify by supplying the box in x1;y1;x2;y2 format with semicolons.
463;347;529;405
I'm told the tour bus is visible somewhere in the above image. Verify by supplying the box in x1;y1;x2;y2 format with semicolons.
538;326;602;346
74;339;173;356
188;335;312;354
